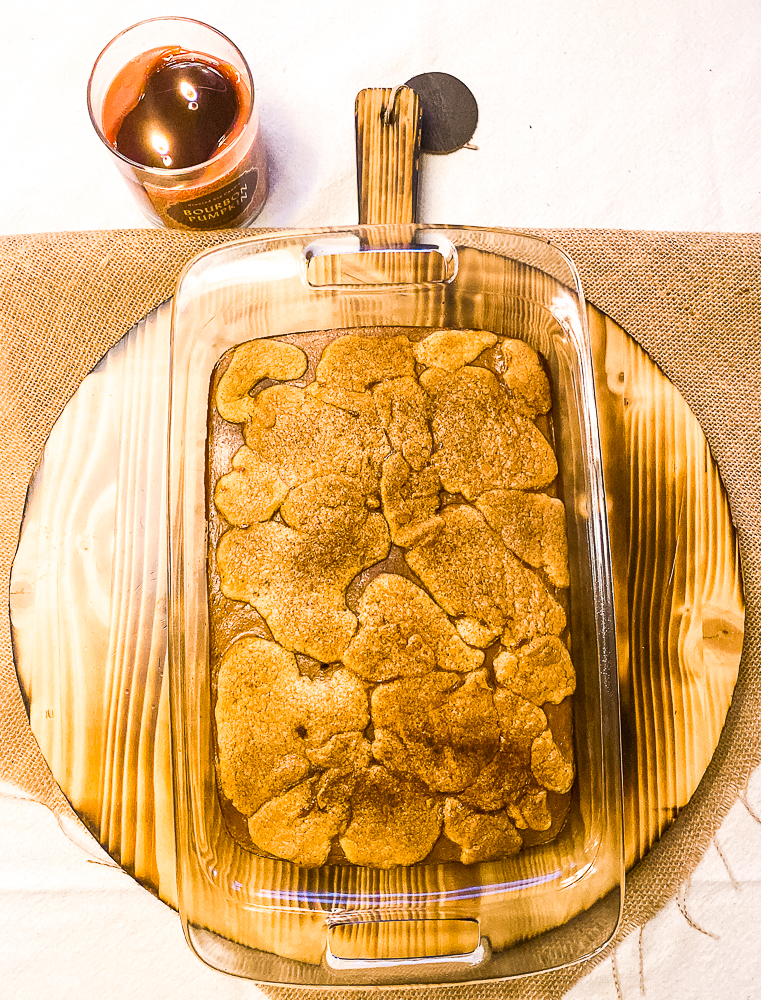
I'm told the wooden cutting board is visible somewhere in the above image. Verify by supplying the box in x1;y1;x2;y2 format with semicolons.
8;87;746;937
9;294;744;913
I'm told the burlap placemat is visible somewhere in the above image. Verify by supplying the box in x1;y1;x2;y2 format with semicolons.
1;228;759;998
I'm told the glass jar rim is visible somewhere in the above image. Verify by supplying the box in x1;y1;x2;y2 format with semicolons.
87;16;256;176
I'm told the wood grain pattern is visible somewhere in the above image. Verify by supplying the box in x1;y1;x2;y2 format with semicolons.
588;309;744;868
9;299;744;959
355;87;421;225
307;248;448;286
10;301;177;907
327;919;480;961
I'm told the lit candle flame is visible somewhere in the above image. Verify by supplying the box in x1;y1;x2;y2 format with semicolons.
179;80;198;103
150;131;172;167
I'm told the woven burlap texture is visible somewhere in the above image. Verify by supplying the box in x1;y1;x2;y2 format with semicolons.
1;228;759;999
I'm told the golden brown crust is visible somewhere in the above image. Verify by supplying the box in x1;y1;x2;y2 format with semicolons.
339;765;443;867
515;787;552;831
456;741;533;812
531;729;575;794
475;488;570;588
215;637;369;816
315;333;416;390
404;505;566;650
493;690;549;750
493;636;576;706
371;670;501;793
213;446;289;526
215;340;308;424
372;376;432;471
247;777;350;867
243;384;390;499
443;798;523;864
425;366;557;499
412;329;498;372
342;573;483;682
279;474;368;535
379;453;441;547
209;330;577;868
216;502;390;662
498;338;552;416
310;733;372;810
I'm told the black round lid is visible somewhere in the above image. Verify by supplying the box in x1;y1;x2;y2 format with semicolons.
404;72;478;154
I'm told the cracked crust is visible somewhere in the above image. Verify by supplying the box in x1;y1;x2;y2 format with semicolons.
456;740;532;812
404;504;566;650
371;669;501;793
342;573;483;682
493;689;549;749
425;365;557;499
216;497;390;662
379;453;441;548
476;488;569;588
279;474;370;535
244;384;390;499
515;786;552;831
499;338;551;416
372;376;432;470
210;329;577;868
340;765;443;867
213;445;289;526
215;340;308;424
494;636;576;706
215;637;369;815
247;777;350;867
443;798;523;864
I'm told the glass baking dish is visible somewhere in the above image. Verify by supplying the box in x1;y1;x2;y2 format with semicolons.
168;224;623;985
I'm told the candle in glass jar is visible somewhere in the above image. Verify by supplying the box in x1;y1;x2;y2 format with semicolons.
89;19;268;229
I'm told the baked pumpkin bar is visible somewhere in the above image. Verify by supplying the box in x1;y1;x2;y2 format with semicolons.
207;328;575;868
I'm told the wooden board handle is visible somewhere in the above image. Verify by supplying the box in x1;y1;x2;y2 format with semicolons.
355;87;422;225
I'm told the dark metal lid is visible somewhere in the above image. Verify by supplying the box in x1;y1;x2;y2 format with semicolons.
404;72;478;153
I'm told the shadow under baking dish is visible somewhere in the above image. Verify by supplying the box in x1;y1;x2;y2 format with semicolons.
167;225;623;986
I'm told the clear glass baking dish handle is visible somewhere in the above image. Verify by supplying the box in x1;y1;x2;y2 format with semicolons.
303;232;458;288
324;918;488;972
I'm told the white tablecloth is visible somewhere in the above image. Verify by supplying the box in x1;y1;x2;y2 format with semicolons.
2;1;759;996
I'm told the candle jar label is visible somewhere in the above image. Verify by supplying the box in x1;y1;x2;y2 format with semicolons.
166;167;259;227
